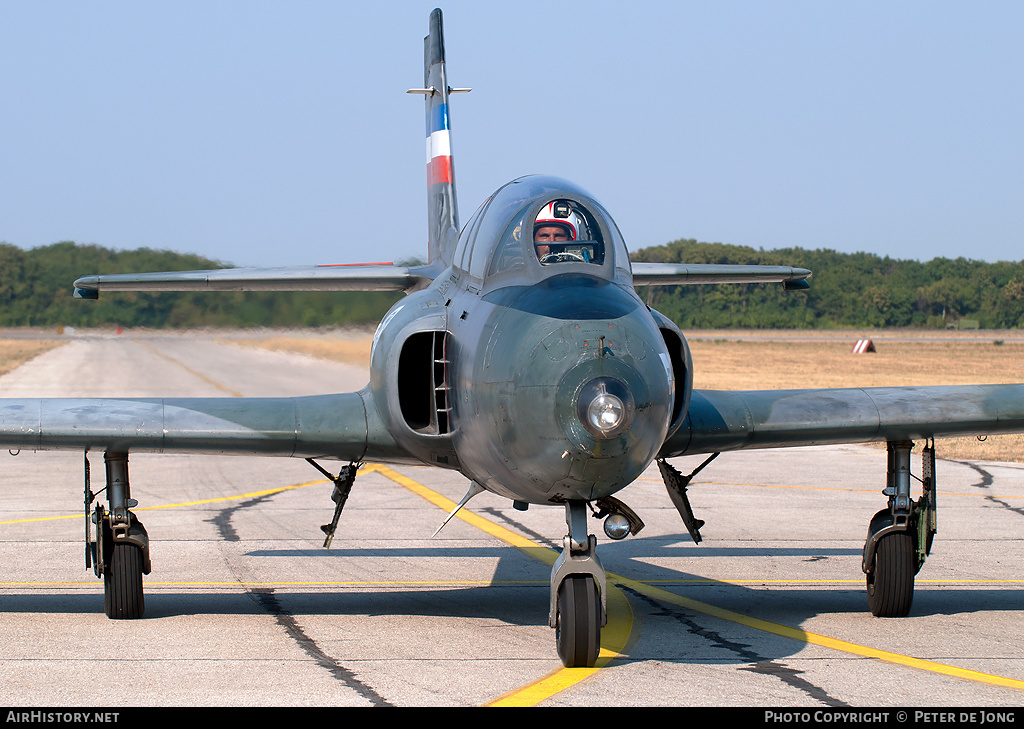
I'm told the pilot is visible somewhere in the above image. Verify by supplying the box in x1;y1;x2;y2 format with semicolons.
534;201;585;261
533;223;571;259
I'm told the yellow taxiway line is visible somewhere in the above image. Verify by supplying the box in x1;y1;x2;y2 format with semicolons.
3;463;1024;703
369;465;1024;703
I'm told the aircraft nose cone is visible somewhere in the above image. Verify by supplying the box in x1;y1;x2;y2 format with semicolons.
546;351;670;500
555;350;667;458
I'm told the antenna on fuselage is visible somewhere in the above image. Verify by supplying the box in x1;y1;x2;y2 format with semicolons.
431;481;485;538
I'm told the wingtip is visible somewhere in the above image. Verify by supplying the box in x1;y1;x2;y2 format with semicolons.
73;277;99;299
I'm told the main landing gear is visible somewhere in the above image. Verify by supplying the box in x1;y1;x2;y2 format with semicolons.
655;442;938;621
80;455;359;620
85;451;151;619
862;440;937;617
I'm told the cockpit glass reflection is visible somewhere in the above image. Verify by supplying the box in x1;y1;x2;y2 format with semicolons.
486;215;527;277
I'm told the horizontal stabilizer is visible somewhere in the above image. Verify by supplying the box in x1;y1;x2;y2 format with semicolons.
631;263;811;287
73;264;432;298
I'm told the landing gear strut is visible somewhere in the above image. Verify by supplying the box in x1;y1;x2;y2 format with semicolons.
862;440;937;617
657;454;717;544
549;501;606;667
86;451;150;619
307;459;360;547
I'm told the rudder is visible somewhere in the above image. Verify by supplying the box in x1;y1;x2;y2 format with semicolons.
409;8;467;266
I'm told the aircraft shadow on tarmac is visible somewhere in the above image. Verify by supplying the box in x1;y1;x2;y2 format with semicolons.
4;518;1019;668
3;583;1020;672
4;583;1019;619
4;564;1020;671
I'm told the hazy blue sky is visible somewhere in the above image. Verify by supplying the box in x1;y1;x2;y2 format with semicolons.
2;1;1021;268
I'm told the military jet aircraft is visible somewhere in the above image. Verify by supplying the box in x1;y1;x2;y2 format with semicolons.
3;8;1024;669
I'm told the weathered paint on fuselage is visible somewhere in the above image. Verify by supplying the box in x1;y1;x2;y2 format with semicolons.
448;275;672;503
369;176;677;505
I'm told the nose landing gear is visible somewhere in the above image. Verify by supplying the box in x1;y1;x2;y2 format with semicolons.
550;501;606;667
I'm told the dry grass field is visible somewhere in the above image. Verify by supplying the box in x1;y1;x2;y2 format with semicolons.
0;338;65;378
235;328;1024;463
231;333;373;367
686;332;1024;462
687;335;1024;390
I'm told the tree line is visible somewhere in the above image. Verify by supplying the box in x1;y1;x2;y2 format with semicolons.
1;240;1022;330
633;239;1024;330
0;242;401;329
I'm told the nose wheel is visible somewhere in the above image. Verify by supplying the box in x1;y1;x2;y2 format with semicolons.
555;574;601;667
550;501;606;668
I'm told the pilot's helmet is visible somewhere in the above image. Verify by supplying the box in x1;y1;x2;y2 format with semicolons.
534;201;588;241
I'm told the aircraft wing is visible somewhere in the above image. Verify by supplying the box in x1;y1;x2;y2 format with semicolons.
631;263;812;288
661;383;1024;457
0;391;410;463
72;263;433;298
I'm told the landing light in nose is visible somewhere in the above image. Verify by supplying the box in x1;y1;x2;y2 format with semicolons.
577;377;635;439
589;393;624;432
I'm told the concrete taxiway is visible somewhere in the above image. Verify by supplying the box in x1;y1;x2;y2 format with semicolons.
1;331;1023;707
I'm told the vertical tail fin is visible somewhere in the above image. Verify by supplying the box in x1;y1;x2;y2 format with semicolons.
409;8;468;266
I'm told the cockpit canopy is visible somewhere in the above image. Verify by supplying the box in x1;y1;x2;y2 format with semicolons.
452;176;632;291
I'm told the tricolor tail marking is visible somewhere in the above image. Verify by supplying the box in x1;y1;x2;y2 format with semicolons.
427;103;453;187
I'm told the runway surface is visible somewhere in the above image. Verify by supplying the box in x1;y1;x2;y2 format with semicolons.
2;331;1024;707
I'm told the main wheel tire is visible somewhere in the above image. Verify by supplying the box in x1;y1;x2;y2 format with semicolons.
866;532;914;617
555;575;601;668
104;542;145;619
